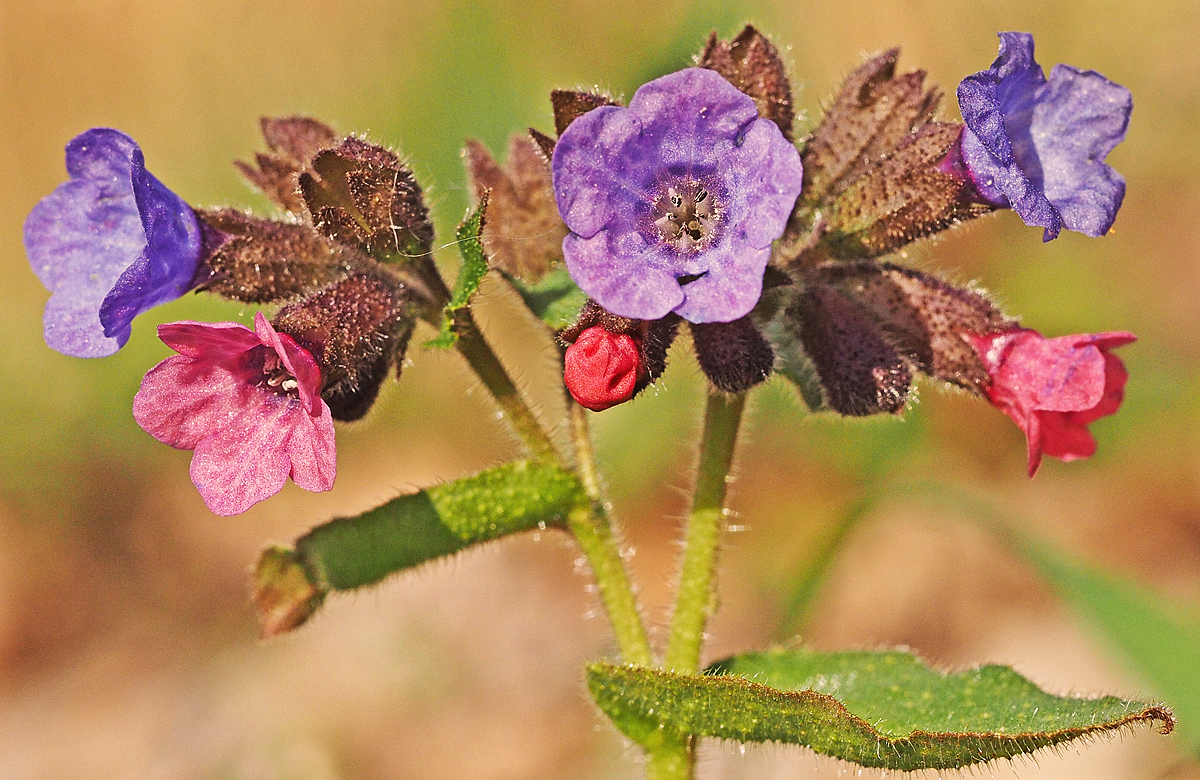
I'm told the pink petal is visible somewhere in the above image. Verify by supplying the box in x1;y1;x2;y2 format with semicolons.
157;320;261;359
133;355;254;450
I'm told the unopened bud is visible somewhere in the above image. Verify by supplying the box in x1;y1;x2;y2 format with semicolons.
564;326;644;411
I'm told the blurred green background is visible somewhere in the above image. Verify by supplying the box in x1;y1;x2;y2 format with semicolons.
2;0;1198;778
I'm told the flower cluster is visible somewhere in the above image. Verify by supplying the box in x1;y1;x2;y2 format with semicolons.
26;27;1138;514
27;120;431;512
542;28;1134;473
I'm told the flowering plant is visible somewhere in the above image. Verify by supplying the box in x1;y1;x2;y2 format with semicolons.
25;24;1185;780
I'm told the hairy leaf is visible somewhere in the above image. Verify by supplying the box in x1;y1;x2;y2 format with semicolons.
1005;531;1200;754
588;650;1173;770
253;460;586;635
427;195;490;348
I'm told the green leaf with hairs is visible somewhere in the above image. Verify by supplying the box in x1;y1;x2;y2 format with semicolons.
428;195;490;348
253;460;586;636
504;266;588;331
588;649;1174;770
1003;531;1200;755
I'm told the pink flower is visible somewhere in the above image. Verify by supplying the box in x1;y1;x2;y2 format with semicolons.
967;328;1134;476
133;312;336;515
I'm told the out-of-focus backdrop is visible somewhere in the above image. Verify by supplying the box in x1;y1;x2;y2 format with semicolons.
2;1;1198;778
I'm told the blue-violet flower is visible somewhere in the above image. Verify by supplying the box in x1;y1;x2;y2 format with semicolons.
25;128;203;357
132;312;336;516
552;68;804;323
955;32;1132;241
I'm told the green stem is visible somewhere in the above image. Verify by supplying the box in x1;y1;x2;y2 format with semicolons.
643;734;694;780
566;401;653;667
452;309;560;464
664;392;747;673
569;399;604;501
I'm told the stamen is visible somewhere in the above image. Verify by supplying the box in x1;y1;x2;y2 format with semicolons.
648;178;721;253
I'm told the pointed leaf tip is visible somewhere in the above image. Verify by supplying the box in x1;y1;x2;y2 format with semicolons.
588;648;1175;770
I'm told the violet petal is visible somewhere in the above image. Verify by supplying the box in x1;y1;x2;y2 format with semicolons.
25;128;200;357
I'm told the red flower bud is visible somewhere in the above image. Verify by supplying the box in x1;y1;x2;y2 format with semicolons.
564;326;644;411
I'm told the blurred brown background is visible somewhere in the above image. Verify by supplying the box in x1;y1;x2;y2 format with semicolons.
2;0;1198;778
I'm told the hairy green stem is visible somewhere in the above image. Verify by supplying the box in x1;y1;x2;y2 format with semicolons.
567;401;653;667
452;310;560;463
644;734;694;780
568;399;604;501
664;392;747;673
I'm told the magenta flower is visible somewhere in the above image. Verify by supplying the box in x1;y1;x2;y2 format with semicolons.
955;33;1132;241
967;328;1134;476
133;312;336;515
552;68;804;323
25;128;203;357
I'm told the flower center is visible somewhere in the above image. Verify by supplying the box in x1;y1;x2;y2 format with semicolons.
259;351;301;399
649;178;722;253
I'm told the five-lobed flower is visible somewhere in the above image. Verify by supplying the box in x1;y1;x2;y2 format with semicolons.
954;32;1132;241
25;128;204;357
132;312;336;516
551;67;804;324
967;328;1134;475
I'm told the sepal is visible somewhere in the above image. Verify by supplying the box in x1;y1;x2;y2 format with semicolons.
464;134;566;283
235;116;339;214
787;283;912;415
272;271;413;421
195;208;356;303
801;48;940;202
299;137;435;260
550;89;618;137
689;317;775;393
819;123;995;259
811;260;1013;391
698;24;796;141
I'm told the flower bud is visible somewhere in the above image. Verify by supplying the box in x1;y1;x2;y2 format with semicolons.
689;317;776;394
564;326;644;411
299;137;434;260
